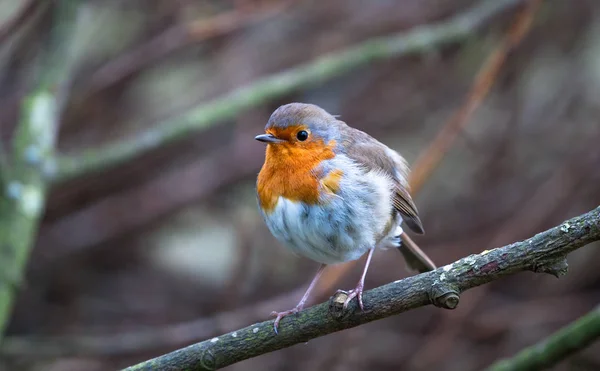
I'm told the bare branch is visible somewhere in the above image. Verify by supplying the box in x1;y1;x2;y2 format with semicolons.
0;0;52;185
0;0;80;340
121;207;600;371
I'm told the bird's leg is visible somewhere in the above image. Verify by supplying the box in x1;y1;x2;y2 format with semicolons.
271;263;326;334
338;248;375;311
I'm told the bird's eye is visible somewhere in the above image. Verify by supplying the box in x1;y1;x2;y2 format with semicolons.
296;130;309;141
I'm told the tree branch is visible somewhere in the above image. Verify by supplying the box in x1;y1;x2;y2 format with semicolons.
122;207;600;371
0;0;80;339
0;0;45;46
54;0;528;183
485;305;600;371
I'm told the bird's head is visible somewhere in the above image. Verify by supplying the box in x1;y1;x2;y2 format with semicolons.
255;103;340;158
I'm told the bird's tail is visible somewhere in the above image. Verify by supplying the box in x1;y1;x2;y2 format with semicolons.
398;234;436;273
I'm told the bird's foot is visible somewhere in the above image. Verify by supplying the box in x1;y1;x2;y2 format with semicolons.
270;306;302;334
336;281;365;311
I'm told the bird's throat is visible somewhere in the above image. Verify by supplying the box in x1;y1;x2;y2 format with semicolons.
257;141;336;213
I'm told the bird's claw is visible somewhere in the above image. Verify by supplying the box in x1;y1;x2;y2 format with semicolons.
336;285;365;311
270;307;300;334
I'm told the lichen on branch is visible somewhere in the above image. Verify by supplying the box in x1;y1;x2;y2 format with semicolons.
0;0;80;340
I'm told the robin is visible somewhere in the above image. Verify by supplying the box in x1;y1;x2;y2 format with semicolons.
255;103;435;333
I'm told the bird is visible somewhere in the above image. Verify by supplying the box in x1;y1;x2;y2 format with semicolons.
255;102;435;333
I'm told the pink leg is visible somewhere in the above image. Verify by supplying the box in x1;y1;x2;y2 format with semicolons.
339;248;375;311
271;263;326;334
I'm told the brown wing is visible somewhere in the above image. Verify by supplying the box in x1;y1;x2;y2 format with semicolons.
340;125;424;234
393;185;424;234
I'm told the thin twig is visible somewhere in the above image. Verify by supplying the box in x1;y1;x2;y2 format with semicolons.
54;0;528;183
121;207;600;370
486;305;600;371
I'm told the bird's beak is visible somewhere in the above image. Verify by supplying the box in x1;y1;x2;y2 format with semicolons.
255;133;285;143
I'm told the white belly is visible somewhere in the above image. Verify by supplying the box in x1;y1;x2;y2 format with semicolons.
261;157;398;265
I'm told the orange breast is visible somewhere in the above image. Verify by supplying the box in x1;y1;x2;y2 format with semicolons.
257;139;336;213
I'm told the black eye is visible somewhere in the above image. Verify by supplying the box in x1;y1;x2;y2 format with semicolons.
296;130;309;141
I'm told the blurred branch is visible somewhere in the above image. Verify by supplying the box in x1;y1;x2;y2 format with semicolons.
35;133;265;265
313;0;541;298
0;287;305;357
0;0;45;46
0;140;9;186
54;0;528;183
88;0;293;92
0;0;79;339
122;207;600;370
486;305;600;371
408;133;597;369
409;0;542;191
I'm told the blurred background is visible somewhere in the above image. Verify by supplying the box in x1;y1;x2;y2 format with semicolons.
1;0;599;370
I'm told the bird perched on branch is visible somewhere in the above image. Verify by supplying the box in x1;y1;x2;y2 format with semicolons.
255;103;435;333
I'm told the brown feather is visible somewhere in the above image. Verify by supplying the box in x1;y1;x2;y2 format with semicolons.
399;234;436;272
393;186;424;234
